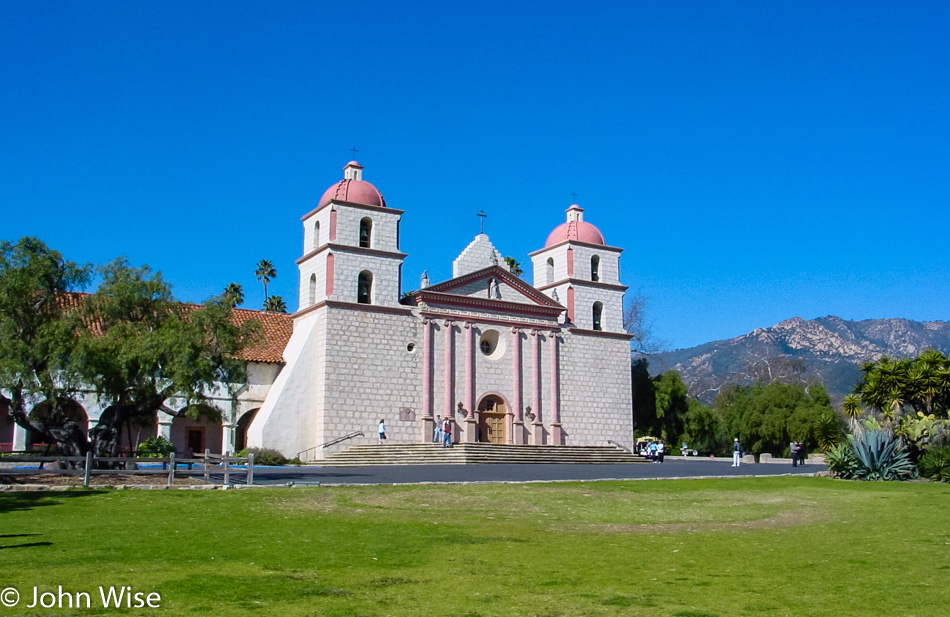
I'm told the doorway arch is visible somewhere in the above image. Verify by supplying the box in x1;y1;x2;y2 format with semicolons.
476;395;507;444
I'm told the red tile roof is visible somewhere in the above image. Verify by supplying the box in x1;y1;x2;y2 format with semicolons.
53;292;292;365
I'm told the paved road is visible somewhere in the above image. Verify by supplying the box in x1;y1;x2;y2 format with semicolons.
223;458;825;486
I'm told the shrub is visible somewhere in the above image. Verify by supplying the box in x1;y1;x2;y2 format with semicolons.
848;430;917;481
825;442;858;479
918;445;950;482
237;447;288;466
137;436;175;457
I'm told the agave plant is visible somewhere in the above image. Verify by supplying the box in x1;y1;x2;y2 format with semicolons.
847;430;917;481
825;442;858;479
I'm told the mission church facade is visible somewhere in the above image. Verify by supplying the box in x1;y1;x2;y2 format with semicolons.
1;161;634;460
245;161;634;459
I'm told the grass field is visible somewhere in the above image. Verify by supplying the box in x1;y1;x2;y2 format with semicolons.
1;477;948;617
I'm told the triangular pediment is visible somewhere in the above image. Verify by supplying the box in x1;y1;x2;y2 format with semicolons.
408;266;564;320
424;266;560;306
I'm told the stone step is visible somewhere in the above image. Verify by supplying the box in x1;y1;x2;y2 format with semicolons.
315;443;646;466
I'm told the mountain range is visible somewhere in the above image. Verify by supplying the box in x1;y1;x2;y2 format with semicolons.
647;316;950;405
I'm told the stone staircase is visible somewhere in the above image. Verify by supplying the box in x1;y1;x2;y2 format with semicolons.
315;443;646;466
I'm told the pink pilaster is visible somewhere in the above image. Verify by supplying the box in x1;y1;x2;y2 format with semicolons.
567;247;574;277
511;327;525;444
531;330;544;445
443;321;454;424
421;319;434;442
329;207;338;241
463;323;477;443
549;332;564;445
326;253;335;297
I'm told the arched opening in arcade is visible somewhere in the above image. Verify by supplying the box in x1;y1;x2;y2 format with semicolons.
235;408;259;453
0;399;14;452
170;404;223;455
27;399;88;451
476;395;508;444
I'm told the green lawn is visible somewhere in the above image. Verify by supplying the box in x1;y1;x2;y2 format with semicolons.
1;477;948;616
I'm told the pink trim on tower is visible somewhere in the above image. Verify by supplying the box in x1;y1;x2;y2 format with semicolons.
567;286;575;324
329;208;338;242
326;253;335;297
567;247;574;277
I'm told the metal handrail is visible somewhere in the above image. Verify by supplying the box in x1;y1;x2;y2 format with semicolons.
296;431;364;460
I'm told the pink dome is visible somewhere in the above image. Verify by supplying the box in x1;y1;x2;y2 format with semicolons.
545;205;606;247
318;180;387;208
318;162;387;208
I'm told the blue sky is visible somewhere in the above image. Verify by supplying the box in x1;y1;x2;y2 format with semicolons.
2;1;948;350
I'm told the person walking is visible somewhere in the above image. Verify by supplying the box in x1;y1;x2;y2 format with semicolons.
649;441;658;463
732;438;742;467
378;419;386;444
441;416;453;448
433;415;442;443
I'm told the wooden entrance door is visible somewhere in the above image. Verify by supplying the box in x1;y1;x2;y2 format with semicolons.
186;427;205;454
477;396;507;444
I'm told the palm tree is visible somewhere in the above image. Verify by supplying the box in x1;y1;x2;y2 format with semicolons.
263;295;287;313
255;259;277;303
503;256;523;277
222;282;244;307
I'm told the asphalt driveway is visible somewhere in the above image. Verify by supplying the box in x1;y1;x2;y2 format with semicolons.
223;458;825;486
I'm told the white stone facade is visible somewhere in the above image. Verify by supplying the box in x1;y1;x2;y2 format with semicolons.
245;163;635;460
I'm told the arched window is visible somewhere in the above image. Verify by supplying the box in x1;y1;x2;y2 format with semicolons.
591;255;600;282
546;257;554;285
592;302;603;331
357;270;373;304
313;221;321;250
359;217;373;248
309;274;317;306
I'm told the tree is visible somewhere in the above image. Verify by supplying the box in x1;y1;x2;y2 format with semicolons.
716;381;834;456
0;237;90;455
223;282;244;307
255;259;277;304
75;259;260;457
624;292;663;354
503;256;523;277
263;295;287;313
682;399;731;456
630;360;690;443
842;394;864;436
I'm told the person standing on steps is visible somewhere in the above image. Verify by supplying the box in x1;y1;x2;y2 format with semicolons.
378;419;386;444
433;415;442;443
732;438;743;467
442;416;453;448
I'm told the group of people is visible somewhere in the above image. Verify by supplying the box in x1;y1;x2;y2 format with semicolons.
647;440;665;463
790;441;807;467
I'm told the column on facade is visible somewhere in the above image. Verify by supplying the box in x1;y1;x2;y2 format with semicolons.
549;332;563;445
442;320;457;441
531;329;544;445
511;327;525;445
421;318;434;442
462;322;477;443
